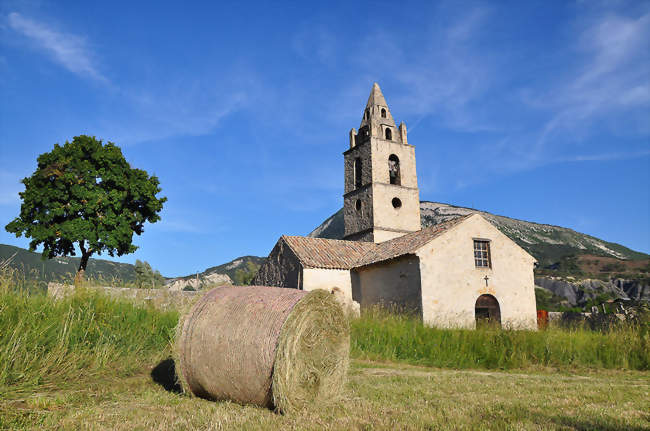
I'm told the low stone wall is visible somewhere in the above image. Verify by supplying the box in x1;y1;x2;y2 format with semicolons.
47;282;207;312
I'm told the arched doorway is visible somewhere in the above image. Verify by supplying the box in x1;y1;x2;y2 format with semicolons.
475;294;501;328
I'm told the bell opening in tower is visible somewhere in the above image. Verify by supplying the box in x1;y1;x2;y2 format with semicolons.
388;154;401;186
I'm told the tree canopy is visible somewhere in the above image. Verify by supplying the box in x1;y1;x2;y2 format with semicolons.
233;261;260;285
5;135;166;281
134;260;165;288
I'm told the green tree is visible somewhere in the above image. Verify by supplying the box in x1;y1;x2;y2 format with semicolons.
234;261;260;285
135;259;165;288
5;136;166;284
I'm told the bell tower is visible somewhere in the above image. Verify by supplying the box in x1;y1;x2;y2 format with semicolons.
343;83;421;243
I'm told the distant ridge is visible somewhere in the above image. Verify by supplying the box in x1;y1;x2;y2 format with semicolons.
0;243;136;284
308;201;648;266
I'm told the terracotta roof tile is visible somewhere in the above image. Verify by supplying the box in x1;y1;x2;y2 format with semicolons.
282;215;471;270
281;236;377;270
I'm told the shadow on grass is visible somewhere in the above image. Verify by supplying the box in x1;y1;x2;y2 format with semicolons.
476;402;647;431
548;415;650;431
151;357;182;393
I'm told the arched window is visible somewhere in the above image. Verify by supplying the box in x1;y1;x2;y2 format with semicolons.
355;199;362;211
385;128;392;140
354;158;362;189
381;108;387;118
365;108;370;120
388;154;401;185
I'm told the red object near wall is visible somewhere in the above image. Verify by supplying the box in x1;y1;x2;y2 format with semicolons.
537;310;549;329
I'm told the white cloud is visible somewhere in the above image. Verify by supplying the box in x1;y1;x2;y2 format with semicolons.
5;12;256;145
534;11;650;151
7;12;108;83
353;5;500;134
557;150;650;163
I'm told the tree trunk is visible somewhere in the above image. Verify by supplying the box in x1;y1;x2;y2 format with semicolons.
75;248;91;287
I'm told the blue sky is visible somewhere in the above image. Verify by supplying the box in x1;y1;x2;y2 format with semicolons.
0;0;648;277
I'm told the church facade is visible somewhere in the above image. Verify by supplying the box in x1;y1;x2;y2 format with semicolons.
253;84;537;329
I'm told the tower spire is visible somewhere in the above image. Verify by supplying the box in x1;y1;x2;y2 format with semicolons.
366;82;388;109
359;82;396;132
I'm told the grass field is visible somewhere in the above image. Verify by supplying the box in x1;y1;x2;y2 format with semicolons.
1;361;648;430
1;279;648;430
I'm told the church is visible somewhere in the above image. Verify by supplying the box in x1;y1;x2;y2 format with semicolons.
253;83;537;329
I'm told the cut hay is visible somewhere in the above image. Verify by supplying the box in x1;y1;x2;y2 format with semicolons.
174;285;349;413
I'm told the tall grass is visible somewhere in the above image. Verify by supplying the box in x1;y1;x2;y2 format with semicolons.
351;308;649;370
0;268;178;393
1;257;648;397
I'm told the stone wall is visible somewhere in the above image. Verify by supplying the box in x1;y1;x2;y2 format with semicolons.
343;135;421;242
302;268;351;297
417;214;537;329
252;239;302;288
302;268;360;317
353;254;422;315
47;282;203;313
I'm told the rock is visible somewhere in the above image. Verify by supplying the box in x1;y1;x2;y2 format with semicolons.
613;278;650;301
166;273;232;291
534;276;641;307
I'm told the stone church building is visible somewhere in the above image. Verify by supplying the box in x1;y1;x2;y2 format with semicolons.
254;84;537;329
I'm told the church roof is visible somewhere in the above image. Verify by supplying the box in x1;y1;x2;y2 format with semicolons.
353;215;471;268
281;215;471;270
281;235;377;270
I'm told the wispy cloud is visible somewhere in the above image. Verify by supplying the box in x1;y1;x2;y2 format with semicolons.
557;149;650;163
5;11;256;145
352;5;501;134
7;12;108;83
535;11;650;151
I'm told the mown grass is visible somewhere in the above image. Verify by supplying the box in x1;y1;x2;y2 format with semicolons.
2;362;648;430
351;307;650;370
0;271;178;395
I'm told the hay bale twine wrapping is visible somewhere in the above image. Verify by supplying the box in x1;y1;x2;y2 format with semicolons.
175;285;349;413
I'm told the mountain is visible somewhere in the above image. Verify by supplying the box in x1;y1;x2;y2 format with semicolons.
200;255;267;282
163;255;266;290
308;201;649;266
4;201;646;309
0;243;136;285
0;243;265;290
308;201;650;310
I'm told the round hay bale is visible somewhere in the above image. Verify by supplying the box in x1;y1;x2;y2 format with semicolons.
175;285;349;413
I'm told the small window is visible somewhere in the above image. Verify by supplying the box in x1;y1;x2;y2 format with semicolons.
354;158;362;189
392;197;402;208
385;128;392;140
474;240;491;268
355;199;362;211
365;108;370;120
381;108;387;118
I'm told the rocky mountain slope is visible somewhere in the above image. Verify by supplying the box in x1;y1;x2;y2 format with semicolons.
308;201;648;266
164;255;265;290
535;277;649;309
